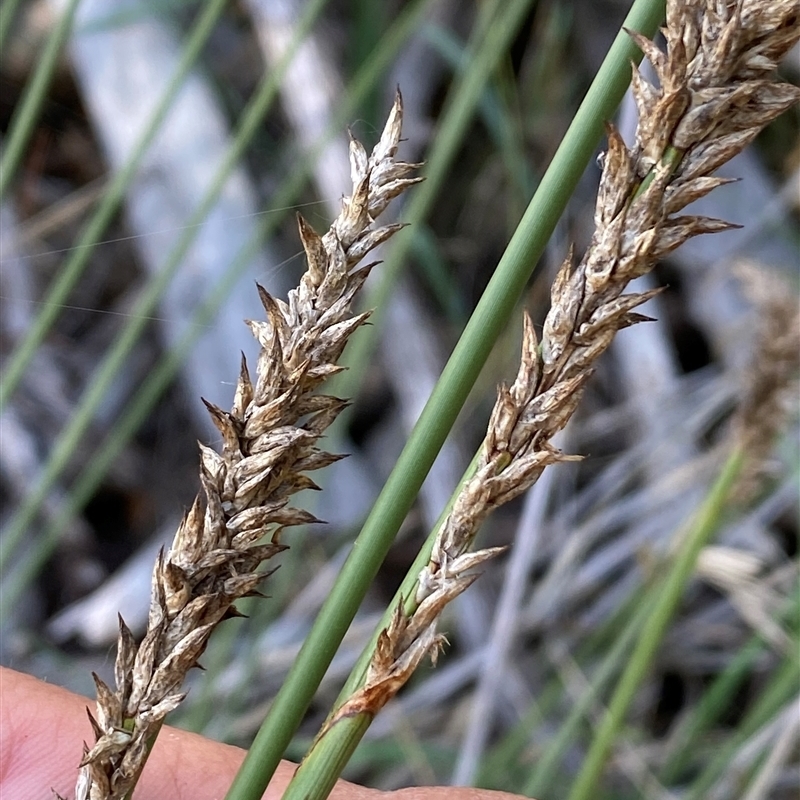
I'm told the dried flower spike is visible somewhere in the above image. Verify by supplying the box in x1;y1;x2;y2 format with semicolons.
730;263;800;500
324;0;800;732
72;92;421;800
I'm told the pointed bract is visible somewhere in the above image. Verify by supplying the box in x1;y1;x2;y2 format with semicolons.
76;95;420;799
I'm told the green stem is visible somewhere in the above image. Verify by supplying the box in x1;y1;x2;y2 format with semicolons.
0;0;228;414
0;0;327;587
224;2;665;798
0;0;81;203
0;0;24;54
0;0;429;622
477;586;649;787
524;589;656;796
121;720;164;800
659;585;800;785
684;641;800;800
336;0;532;398
279;450;476;800
566;445;746;800
632;144;684;200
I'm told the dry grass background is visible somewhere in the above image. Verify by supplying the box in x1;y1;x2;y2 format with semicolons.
1;1;799;798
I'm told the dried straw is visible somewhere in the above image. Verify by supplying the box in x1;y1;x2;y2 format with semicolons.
70;92;421;800
329;0;800;726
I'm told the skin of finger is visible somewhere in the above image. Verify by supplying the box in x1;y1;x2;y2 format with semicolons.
0;667;527;800
0;667;372;800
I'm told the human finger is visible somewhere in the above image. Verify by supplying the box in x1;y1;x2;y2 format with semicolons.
0;667;527;800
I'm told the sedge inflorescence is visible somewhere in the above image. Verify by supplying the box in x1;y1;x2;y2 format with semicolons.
72;92;421;800
328;0;800;727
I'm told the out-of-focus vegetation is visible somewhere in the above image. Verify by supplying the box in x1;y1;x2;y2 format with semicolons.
1;1;798;798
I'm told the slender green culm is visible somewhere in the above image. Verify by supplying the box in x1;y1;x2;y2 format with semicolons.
0;0;233;596
0;0;330;589
0;0;81;202
659;586;800;784
684;643;800;800
477;585;653;787
566;446;747;800
0;0;228;414
337;0;534;398
0;0;24;54
224;3;666;798
277;449;479;800
524;592;656;796
0;0;430;622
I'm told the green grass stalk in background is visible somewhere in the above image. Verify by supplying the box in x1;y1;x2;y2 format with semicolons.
566;445;747;800
319;0;509;444
223;2;666;798
0;0;25;54
522;591;657;796
0;0;228;414
685;643;800;800
0;0;81;202
0;0;431;621
659;585;800;786
335;0;526;400
0;0;329;597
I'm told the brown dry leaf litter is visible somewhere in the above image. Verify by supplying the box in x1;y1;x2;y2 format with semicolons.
70;92;421;800
329;0;800;725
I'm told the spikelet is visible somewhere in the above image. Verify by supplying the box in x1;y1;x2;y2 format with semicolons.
72;92;422;800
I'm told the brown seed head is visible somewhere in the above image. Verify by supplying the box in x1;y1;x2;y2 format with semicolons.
75;92;421;800
329;0;800;730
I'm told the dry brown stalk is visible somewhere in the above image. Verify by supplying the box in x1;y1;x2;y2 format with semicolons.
329;0;800;725
730;262;800;500
69;92;421;800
